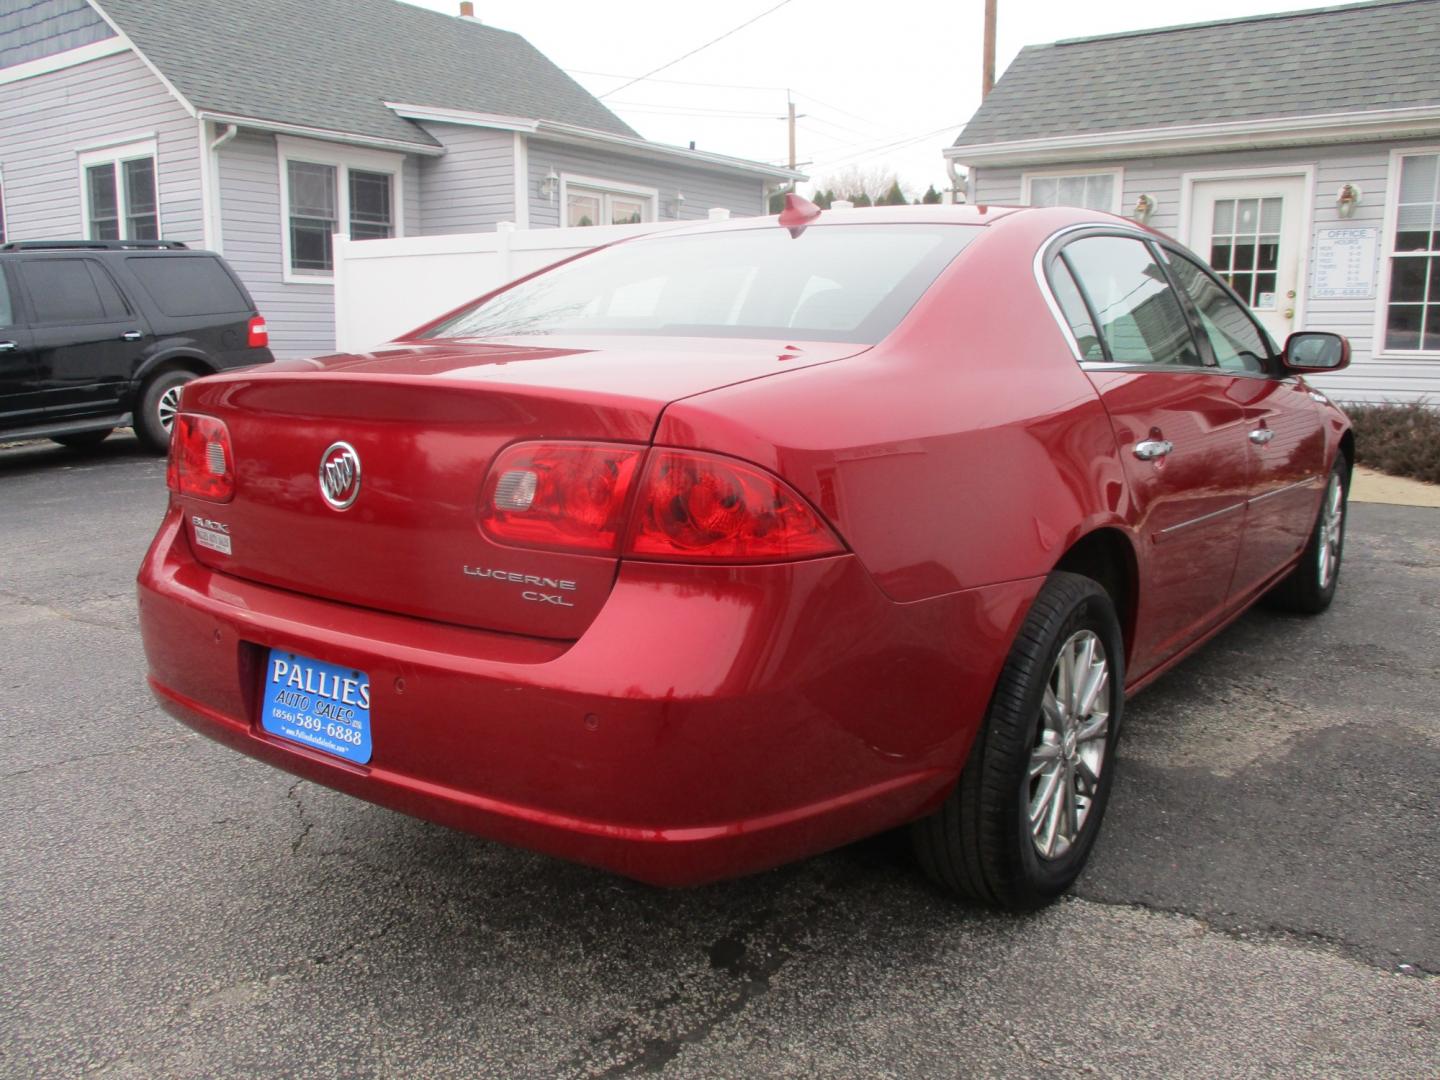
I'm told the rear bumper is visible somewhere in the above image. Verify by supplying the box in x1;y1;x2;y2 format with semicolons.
138;505;1042;885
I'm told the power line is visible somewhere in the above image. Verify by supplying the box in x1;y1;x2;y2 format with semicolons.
597;0;799;99
806;122;964;173
566;68;788;93
792;92;891;134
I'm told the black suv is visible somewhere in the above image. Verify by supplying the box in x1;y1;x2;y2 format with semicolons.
0;240;274;452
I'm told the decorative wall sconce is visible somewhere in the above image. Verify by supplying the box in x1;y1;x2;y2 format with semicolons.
540;167;559;203
1336;183;1362;218
1132;193;1157;225
672;190;686;218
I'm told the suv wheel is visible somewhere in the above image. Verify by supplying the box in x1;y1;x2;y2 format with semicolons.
136;370;196;453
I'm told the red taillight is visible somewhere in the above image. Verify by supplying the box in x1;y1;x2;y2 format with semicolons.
627;449;843;562
247;315;268;349
166;414;235;502
479;442;643;553
478;443;843;563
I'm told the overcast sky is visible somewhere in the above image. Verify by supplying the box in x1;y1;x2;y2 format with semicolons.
405;0;1314;197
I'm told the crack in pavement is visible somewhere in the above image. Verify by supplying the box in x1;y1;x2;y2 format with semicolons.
1;727;186;782
0;587;134;632
286;779;314;856
1068;893;1439;978
561;874;832;1078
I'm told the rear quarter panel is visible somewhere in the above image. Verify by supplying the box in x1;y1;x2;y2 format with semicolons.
656;212;1136;603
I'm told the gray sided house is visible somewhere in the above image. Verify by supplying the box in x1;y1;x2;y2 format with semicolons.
947;0;1440;404
0;0;802;357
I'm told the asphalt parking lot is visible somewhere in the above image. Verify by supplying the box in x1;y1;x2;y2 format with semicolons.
2;433;1437;1079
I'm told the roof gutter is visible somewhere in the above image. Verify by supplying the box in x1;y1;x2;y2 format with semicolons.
197;111;446;156
385;102;805;181
945;104;1440;167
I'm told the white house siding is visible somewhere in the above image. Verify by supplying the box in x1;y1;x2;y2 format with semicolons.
0;48;201;243
525;137;766;228
415;122;515;234
215;131;423;359
972;139;1440;405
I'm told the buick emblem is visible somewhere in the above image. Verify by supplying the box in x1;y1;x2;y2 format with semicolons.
318;442;361;510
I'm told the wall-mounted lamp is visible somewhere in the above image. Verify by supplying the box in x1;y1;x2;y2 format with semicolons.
1132;193;1157;225
671;190;686;219
1336;182;1362;218
540;167;559;204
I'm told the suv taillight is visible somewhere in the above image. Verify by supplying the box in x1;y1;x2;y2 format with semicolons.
166;414;235;502
247;315;269;349
479;443;843;562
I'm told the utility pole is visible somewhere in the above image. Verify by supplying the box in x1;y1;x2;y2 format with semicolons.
982;0;997;98
788;99;798;169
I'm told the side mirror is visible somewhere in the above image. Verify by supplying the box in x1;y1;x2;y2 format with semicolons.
1283;331;1349;373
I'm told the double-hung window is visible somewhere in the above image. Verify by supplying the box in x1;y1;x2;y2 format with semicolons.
278;136;401;280
1023;170;1122;214
79;140;158;241
1383;150;1440;353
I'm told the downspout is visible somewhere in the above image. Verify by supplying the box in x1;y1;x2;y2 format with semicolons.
946;157;968;205
204;123;239;252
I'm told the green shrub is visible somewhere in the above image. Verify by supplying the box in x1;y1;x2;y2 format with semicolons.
1343;402;1440;486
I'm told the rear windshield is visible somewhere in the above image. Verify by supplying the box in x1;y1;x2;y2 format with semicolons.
421;223;979;344
126;255;250;317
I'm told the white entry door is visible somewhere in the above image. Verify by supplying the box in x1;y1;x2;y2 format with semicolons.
1187;175;1308;345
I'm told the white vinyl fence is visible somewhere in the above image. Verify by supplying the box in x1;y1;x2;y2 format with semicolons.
332;214;729;353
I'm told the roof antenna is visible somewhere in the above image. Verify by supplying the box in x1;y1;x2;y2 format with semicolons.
778;191;821;238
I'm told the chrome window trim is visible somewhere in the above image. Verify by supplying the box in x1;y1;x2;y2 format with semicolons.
1032;221;1152;364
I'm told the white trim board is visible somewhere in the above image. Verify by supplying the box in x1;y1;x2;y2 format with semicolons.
0;37;128;86
946;106;1440;167
512;133;529;229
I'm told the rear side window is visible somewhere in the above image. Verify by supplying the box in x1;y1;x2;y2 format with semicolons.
1164;252;1273;374
126;255;250;317
1060;236;1201;368
0;265;14;327
421;224;980;344
23;259;129;323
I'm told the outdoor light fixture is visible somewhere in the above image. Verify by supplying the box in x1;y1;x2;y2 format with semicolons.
1336;183;1362;218
671;190;686;218
1132;193;1157;225
540;167;559;203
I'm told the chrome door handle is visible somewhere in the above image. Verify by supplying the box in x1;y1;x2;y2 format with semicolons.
1249;428;1275;445
121;331;143;341
1133;439;1173;461
0;341;16;352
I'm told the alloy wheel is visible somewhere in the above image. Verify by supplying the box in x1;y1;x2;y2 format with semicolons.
1317;473;1344;590
157;385;184;433
1028;629;1111;860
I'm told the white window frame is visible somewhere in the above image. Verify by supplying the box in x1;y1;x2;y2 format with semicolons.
1021;167;1124;215
0;163;8;245
77;137;159;241
1373;143;1440;359
558;173;658;228
277;135;404;284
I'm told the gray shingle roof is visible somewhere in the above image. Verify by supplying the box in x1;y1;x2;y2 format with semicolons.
954;0;1440;150
95;0;638;146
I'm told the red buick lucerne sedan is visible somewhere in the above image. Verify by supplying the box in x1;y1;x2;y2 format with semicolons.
137;201;1353;910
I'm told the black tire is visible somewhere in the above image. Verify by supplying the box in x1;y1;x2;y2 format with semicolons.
135;369;195;453
912;572;1125;911
1264;456;1349;615
50;429;113;449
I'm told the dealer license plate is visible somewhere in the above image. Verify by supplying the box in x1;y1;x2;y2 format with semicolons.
260;650;372;764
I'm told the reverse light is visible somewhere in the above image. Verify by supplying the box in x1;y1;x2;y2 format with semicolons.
479;443;844;562
166;413;235;502
247;315;269;349
627;449;843;562
480;442;644;553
